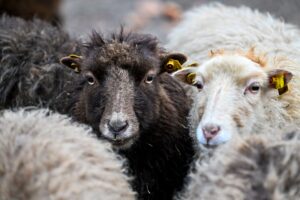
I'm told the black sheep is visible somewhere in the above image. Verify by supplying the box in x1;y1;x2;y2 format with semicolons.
0;15;80;110
60;31;195;200
0;15;196;200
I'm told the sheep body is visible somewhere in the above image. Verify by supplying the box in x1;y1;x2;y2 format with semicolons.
167;4;300;145
167;3;300;62
0;15;80;111
66;32;195;200
179;130;300;200
0;109;135;200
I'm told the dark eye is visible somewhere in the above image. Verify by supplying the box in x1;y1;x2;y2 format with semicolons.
246;82;260;94
193;81;203;90
85;74;95;85
145;74;155;84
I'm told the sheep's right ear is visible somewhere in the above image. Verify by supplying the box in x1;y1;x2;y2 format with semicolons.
60;54;82;73
161;53;188;73
172;67;197;85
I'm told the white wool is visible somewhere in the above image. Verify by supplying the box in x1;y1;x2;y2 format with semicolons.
0;109;135;200
167;3;300;145
167;3;300;63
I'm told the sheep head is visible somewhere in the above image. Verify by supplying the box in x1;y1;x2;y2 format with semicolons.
61;31;187;149
173;52;293;146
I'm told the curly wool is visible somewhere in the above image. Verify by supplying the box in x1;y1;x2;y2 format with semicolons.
179;129;300;200
0;109;135;200
167;3;300;142
0;15;80;111
167;3;300;62
0;15;195;200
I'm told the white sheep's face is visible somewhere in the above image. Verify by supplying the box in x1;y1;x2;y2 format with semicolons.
173;55;292;146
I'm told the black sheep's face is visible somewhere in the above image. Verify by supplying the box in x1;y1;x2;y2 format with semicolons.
60;32;187;149
81;64;159;149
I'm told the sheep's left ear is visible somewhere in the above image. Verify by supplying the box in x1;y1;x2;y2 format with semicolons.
268;69;293;95
60;54;82;73
160;53;187;73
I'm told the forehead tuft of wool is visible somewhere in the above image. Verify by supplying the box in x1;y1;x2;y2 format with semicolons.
81;30;162;78
209;47;267;67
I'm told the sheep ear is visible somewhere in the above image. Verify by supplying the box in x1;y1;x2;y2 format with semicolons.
172;67;197;85
268;69;293;95
161;53;187;73
60;54;82;73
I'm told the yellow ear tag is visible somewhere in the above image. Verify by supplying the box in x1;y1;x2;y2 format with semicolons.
165;59;182;72
71;63;80;73
69;54;82;59
272;74;289;95
272;74;285;89
187;62;199;67
186;73;196;84
67;54;82;73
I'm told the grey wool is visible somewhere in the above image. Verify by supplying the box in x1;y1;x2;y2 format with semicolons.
0;109;135;200
178;130;300;200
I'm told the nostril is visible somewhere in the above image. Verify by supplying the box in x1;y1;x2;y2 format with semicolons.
202;124;221;140
108;120;129;133
209;126;220;136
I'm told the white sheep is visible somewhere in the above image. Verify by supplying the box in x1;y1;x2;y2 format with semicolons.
178;129;300;200
0;109;135;200
167;3;300;146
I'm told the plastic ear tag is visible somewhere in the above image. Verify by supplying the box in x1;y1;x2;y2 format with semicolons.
272;74;285;89
69;54;81;59
71;63;80;73
272;74;288;95
187;62;199;67
186;73;196;84
165;59;182;72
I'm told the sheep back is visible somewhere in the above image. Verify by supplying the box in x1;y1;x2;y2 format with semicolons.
0;15;80;111
0;109;135;200
179;130;300;200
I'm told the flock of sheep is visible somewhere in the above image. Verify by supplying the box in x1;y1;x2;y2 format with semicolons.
1;2;300;200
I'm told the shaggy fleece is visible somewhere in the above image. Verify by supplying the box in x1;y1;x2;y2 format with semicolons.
167;3;300;144
179;129;300;200
0;109;135;200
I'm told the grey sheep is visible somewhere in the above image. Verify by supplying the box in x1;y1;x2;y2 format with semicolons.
178;130;300;200
0;109;135;200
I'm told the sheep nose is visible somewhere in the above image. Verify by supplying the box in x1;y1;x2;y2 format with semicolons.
202;124;220;141
108;120;129;134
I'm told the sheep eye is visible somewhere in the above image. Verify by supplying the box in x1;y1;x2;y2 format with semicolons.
85;74;95;85
193;81;203;90
247;82;260;94
145;74;154;84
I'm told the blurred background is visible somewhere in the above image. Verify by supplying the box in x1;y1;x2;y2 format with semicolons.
1;0;300;43
61;0;300;42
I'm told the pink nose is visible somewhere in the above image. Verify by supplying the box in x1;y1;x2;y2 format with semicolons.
202;124;220;141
